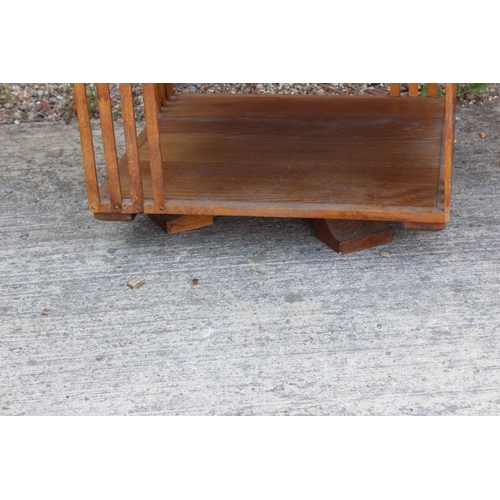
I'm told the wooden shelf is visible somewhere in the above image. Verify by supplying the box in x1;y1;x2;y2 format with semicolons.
101;93;448;223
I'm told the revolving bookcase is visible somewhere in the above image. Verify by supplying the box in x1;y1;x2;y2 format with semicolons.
74;83;456;254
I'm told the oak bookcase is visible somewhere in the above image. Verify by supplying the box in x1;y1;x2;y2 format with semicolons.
74;83;456;253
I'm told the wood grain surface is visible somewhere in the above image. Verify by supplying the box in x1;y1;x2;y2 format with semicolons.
96;84;122;211
119;83;144;212
108;94;448;222
73;83;100;210
307;219;393;253
142;84;166;211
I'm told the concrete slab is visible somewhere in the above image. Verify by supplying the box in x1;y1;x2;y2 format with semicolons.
1;102;499;415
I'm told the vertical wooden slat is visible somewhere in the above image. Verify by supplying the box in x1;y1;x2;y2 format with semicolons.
390;84;400;97
119;83;143;212
74;83;100;211
155;84;163;112
443;83;457;219
408;83;419;97
427;83;438;97
143;83;166;211
160;84;168;106
96;83;122;211
166;83;174;100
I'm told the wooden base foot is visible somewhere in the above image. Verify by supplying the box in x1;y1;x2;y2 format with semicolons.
94;213;137;222
404;222;446;231
148;214;214;234
307;219;393;254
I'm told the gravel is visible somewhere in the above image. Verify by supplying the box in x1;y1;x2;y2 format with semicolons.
1;83;499;125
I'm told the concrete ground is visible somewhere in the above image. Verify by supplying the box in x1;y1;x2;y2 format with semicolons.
1;102;499;416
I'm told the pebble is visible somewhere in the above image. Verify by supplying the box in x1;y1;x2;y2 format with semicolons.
28;103;37;120
1;83;499;124
380;252;391;258
127;276;146;289
479;132;486;138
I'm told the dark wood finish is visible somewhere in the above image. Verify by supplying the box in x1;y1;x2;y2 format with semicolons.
148;214;213;234
96;83;122;211
404;222;446;231
94;213;137;222
156;84;167;111
157;84;164;108
119;83;144;212
77;83;457;253
166;215;214;234
307;219;393;254
409;83;419;97
102;94;447;223
166;84;174;100
74;83;100;211
142;83;166;211
160;93;445;118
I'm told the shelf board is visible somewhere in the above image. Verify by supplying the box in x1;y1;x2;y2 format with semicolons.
105;93;447;222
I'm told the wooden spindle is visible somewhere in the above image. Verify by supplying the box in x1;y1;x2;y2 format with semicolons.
163;83;173;106
155;84;163;112
142;83;166;211
427;83;438;97
119;83;144;212
390;84;400;97
96;84;122;211
408;83;419;97
166;83;174;100
74;83;101;212
161;84;169;106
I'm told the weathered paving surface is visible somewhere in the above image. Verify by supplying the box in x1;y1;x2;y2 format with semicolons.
1;102;499;415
